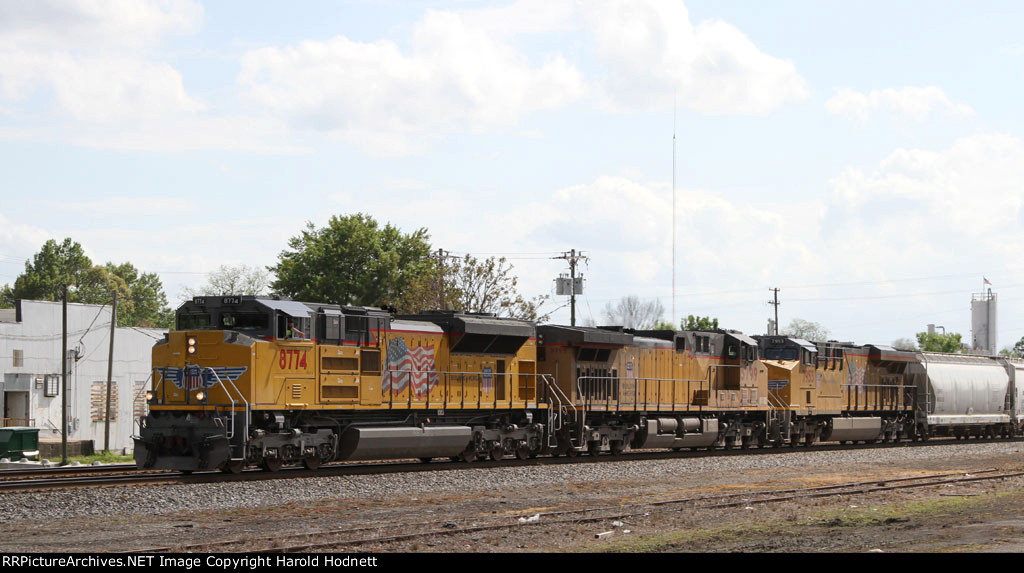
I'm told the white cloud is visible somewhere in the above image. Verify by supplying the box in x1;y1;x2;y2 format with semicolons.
0;1;205;120
829;134;1024;243
0;1;202;52
0;0;289;153
825;86;975;124
239;8;586;156
238;0;808;156
586;0;810;114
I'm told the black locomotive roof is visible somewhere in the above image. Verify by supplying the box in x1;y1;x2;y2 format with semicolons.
396;310;535;338
537;325;633;346
867;344;918;362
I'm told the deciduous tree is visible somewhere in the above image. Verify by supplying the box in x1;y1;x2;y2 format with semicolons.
0;238;173;327
783;318;830;342
915;331;963;353
181;264;271;299
270;214;432;307
397;254;550;321
602;295;664;330
682;315;719;331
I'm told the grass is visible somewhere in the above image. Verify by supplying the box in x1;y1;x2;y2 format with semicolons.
39;451;135;465
590;489;1024;553
589;521;784;553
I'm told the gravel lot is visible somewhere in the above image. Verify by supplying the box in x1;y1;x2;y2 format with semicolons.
2;440;1024;552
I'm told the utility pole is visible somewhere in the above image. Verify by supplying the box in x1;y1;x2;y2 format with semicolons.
768;288;780;335
61;285;68;466
672;94;677;326
436;249;448;311
553;249;588;326
104;290;117;453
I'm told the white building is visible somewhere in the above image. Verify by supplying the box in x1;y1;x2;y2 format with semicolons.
0;299;165;453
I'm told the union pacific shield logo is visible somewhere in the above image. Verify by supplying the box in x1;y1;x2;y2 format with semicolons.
156;365;248;390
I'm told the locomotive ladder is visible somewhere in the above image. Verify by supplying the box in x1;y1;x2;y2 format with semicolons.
766;392;789;443
201;366;251;462
540;374;578;449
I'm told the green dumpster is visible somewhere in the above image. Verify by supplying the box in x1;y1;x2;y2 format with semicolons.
0;427;40;460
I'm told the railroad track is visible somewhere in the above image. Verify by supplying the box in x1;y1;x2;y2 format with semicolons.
0;463;141;479
123;467;1024;553
5;436;1022;493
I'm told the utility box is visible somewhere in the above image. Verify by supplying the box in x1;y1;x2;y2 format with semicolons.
0;427;40;459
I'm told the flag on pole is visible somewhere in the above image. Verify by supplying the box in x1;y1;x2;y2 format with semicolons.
984;277;992;286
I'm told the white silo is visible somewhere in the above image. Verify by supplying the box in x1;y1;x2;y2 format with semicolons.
971;280;997;356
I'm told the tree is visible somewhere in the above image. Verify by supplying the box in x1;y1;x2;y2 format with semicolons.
915;331;963;353
1;238;92;305
397;254;550;321
891;337;917;352
783;318;830;342
105;262;174;328
681;315;719;331
181;264;271;299
270;214;433;307
0;238;173;328
1012;336;1024;358
602;295;664;329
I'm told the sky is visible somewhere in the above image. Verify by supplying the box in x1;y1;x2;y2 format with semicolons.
1;0;1023;349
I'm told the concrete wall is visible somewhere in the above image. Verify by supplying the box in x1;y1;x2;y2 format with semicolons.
0;300;165;454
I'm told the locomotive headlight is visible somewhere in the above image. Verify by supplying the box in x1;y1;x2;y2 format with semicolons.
195;390;206;401
187;336;197;355
145;390;154;401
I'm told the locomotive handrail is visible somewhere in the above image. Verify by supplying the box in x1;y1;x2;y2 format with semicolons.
842;383;914;412
200;366;250;444
130;371;155;438
537;373;576;449
576;375;708;414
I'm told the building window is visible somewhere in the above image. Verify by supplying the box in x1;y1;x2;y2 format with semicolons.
91;381;118;422
12;349;23;367
44;375;59;397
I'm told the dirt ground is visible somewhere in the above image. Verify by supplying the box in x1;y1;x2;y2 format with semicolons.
4;447;1024;554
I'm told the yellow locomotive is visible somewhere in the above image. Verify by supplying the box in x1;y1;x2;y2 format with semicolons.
136;296;552;472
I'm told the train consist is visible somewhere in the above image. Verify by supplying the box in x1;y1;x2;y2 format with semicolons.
134;296;1024;472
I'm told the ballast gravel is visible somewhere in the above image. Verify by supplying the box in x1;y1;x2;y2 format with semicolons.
3;441;1023;523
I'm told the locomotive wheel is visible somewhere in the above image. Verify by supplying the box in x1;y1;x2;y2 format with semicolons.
609;440;624;456
587;442;601;456
220;459;245;474
490;445;505;461
302;455;321;470
419;457;433;464
515;444;531;460
565;445;578;458
261;457;282;473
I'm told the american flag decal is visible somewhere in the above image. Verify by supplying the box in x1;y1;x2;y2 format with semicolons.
184;365;202;389
385;338;440;398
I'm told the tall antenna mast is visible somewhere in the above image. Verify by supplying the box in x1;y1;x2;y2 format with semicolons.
672;93;677;328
